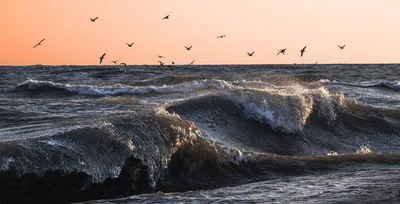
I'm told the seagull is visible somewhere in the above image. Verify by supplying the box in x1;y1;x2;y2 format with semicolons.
119;62;127;67
190;60;195;65
170;61;175;65
162;15;169;20
217;35;226;39
247;52;255;56
158;61;164;66
111;60;119;64
300;46;307;57
90;17;98;22
338;45;346;49
277;49;286;56
157;55;166;58
185;46;192;50
99;53;106;64
33;38;45;48
126;42;134;47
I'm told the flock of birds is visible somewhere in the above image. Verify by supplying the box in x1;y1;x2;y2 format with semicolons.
32;14;347;66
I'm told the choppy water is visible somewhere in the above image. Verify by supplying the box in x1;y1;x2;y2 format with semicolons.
0;64;399;203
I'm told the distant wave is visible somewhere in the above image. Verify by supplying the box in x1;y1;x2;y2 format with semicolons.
13;79;237;96
12;79;277;96
324;80;400;91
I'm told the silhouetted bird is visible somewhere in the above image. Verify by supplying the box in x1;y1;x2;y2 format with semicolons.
119;62;127;67
217;35;226;39
33;38;45;48
300;46;307;57
90;17;98;22
111;60;119;64
158;61;164;66
277;49;286;56
126;42;134;47
171;61;175;65
247;52;255;56
190;60;195;65
185;46;192;50
162;15;169;20
338;45;346;49
99;53;106;64
157;55;166;58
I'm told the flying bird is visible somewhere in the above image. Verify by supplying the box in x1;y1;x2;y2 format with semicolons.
217;35;226;39
126;42;134;47
162;15;169;20
338;45;346;49
157;55;166;58
90;17;98;22
111;60;119;64
119;62;127;67
99;53;106;64
247;52;255;56
190;60;195;65
277;49;287;56
300;46;307;57
185;46;192;50
33;38;45;48
158;61;164;66
171;61;175;65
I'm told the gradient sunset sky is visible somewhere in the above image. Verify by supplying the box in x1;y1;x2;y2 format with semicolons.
1;0;399;65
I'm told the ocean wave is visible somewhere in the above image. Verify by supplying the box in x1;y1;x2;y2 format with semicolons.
0;104;399;203
166;87;400;156
325;80;400;91
13;79;239;96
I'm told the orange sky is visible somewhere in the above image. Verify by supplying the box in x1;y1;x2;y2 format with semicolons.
1;0;400;65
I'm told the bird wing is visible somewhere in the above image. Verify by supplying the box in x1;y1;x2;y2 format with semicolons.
33;44;39;48
94;17;98;20
301;52;304;57
303;46;307;50
40;38;45;43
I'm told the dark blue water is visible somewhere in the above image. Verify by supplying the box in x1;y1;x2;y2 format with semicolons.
0;64;399;203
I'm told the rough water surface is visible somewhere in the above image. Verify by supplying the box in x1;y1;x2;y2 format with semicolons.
0;64;399;203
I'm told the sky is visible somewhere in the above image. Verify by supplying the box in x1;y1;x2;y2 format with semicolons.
1;0;400;65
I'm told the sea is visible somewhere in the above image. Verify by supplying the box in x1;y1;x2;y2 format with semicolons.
0;64;399;204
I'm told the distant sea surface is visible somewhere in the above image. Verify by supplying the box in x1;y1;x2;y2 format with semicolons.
0;64;399;203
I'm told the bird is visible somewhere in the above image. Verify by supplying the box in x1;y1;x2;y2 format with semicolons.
300;46;307;57
33;38;45;48
119;62;127;67
338;45;346;49
90;17;98;22
247;52;255;56
162;15;169;20
170;61;175;65
158;61;164;66
126;42;134;47
111;60;119;64
277;49;287;56
99;53;106;64
217;35;226;39
190;60;195;65
157;55;166;58
185;46;192;50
